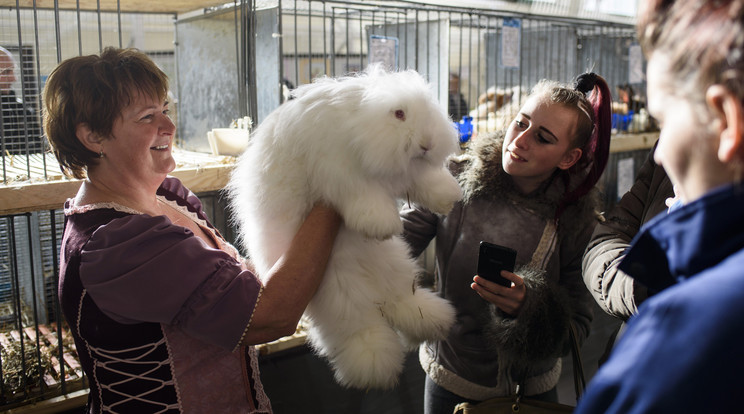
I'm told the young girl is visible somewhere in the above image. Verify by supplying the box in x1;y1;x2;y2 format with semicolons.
400;73;612;414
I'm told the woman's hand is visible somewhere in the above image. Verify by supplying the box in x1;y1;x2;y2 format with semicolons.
471;271;527;316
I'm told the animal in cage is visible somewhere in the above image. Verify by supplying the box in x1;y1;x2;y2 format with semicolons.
227;64;460;389
470;85;528;134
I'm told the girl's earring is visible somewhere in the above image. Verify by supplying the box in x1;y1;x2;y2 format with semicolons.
99;147;105;158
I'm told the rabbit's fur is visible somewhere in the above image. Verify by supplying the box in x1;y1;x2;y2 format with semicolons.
227;65;461;389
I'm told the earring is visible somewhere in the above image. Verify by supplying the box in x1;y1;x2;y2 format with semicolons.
99;147;105;158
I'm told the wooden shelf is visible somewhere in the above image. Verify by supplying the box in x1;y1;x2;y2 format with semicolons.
0;149;236;215
1;132;660;216
610;131;659;153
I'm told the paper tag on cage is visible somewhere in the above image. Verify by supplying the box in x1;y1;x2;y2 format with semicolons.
501;18;521;69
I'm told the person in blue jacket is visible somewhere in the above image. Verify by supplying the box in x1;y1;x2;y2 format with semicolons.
576;1;744;412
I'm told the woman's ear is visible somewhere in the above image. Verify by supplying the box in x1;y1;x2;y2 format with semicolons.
557;147;582;170
75;123;102;153
706;85;744;163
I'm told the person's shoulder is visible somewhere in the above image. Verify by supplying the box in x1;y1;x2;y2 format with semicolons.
160;176;189;198
65;202;137;233
88;214;178;247
634;252;744;333
677;251;744;308
452;131;506;180
159;176;207;214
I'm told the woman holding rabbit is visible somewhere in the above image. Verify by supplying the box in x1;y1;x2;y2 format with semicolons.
45;47;340;414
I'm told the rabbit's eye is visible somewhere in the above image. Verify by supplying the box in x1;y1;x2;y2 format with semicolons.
394;109;406;121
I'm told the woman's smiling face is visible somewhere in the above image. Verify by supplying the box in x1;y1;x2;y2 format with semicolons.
101;92;176;188
502;96;582;194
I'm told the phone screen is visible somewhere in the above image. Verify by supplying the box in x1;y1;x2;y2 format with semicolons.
477;241;517;287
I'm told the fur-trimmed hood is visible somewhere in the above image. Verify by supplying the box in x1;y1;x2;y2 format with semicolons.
452;130;602;242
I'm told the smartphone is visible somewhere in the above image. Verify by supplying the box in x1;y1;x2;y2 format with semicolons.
477;241;517;287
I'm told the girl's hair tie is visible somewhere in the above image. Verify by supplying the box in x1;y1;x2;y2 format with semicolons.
574;72;599;94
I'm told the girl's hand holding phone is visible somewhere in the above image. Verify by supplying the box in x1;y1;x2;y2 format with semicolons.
472;271;527;316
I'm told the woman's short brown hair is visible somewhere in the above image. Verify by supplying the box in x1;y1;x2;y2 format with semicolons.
43;47;169;179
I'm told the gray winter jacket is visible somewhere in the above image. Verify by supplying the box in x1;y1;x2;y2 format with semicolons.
401;131;598;400
581;142;673;321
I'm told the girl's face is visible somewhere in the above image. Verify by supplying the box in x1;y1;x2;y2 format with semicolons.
101;92;176;189
646;53;728;204
502;96;582;194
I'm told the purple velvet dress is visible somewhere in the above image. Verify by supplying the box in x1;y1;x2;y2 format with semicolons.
59;177;272;413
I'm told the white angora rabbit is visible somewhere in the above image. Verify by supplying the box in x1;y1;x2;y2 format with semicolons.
227;65;461;389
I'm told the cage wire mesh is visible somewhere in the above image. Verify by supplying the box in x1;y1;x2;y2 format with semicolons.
0;0;642;409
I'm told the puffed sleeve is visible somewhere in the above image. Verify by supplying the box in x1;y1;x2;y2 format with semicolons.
79;214;262;350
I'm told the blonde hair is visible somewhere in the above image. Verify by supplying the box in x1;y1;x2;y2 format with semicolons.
527;73;612;220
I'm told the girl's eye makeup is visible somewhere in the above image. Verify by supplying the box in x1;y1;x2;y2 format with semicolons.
514;117;552;144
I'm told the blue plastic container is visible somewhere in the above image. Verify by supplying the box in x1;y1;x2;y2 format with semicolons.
456;116;473;144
